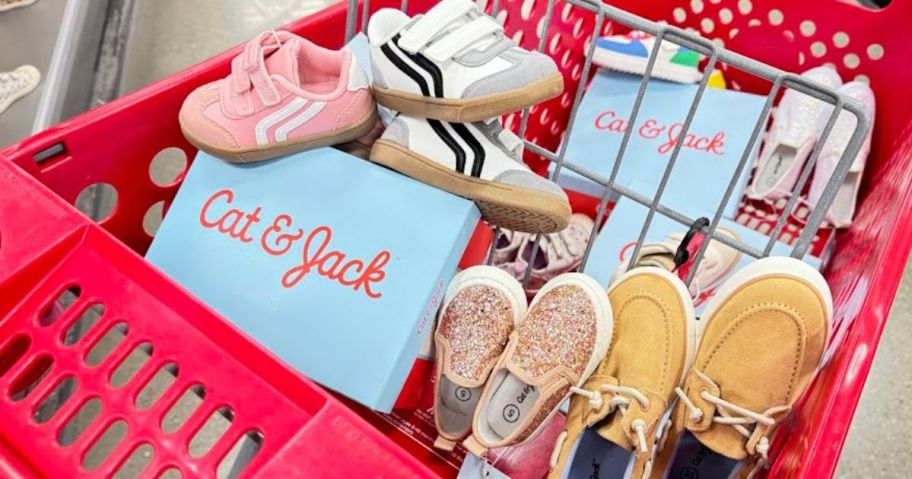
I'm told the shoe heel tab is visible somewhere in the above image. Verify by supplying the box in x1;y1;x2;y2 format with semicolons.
347;54;370;91
367;8;410;44
462;435;489;458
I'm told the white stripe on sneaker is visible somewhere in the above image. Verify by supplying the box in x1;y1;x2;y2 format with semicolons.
255;97;307;145
274;101;326;142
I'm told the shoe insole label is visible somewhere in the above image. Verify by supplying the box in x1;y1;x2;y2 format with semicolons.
666;432;741;479
487;374;540;439
563;428;633;479
438;376;482;435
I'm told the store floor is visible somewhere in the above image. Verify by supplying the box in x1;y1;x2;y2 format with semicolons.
123;0;908;477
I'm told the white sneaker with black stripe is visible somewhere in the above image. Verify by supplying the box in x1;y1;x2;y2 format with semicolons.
366;0;564;122
369;114;571;233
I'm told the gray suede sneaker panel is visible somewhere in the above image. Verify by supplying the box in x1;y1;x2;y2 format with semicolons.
493;170;568;199
460;49;559;99
382;118;409;147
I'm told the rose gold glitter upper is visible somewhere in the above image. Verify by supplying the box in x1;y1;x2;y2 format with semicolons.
438;285;515;382
511;284;597;378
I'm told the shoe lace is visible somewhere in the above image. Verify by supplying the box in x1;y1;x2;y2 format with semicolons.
569;384;652;453
673;387;776;464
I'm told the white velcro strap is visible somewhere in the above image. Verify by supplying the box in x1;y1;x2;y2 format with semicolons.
497;129;523;152
397;0;477;53
424;16;503;62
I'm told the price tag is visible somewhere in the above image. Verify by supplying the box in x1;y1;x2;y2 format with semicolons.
456;454;511;479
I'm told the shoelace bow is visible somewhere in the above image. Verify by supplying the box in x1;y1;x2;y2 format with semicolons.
673;387;777;464
228;30;283;110
569;384;652;453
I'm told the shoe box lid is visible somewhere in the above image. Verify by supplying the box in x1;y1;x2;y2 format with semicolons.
554;70;768;219
146;148;479;412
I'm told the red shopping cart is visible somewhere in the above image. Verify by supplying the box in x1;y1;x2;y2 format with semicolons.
0;0;909;477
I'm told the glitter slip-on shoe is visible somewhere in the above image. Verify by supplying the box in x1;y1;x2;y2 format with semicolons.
179;31;378;163
463;273;613;456
548;267;697;479
433;266;528;451
652;256;832;479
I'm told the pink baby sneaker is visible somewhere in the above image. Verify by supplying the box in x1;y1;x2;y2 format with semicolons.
180;31;378;163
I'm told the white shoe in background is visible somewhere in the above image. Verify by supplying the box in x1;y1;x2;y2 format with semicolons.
0;0;37;12
610;228;742;299
0;65;41;115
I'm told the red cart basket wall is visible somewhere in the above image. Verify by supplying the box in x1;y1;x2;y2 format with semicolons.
1;0;911;477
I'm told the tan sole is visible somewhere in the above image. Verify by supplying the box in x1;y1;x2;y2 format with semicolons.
370;140;571;233
182;107;380;163
372;74;564;123
334;140;372;160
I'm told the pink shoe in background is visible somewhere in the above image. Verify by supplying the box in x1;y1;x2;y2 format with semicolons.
747;66;842;201
493;229;531;266
511;213;595;294
180;31;378;163
806;81;875;228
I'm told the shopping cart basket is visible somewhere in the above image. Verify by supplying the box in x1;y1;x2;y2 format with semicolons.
0;0;908;477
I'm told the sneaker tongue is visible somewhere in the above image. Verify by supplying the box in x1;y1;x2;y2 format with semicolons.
264;39;302;86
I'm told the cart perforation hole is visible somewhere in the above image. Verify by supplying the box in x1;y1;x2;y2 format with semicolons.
9;354;53;401
136;362;178;410
158;467;182;479
110;342;153;388
38;285;81;326
0;335;31;378
75;183;118;223
150;147;189;188
58;397;102;446
83;419;128;471
113;442;155;479
144;201;166;237
34;376;78;424
217;430;264;479
86;322;128;367
189;407;235;458
162;385;206;433
62;303;105;346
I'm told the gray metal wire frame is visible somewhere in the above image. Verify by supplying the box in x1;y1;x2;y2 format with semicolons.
344;0;873;289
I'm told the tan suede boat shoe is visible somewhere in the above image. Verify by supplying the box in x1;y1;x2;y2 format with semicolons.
548;267;697;479
652;256;832;479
